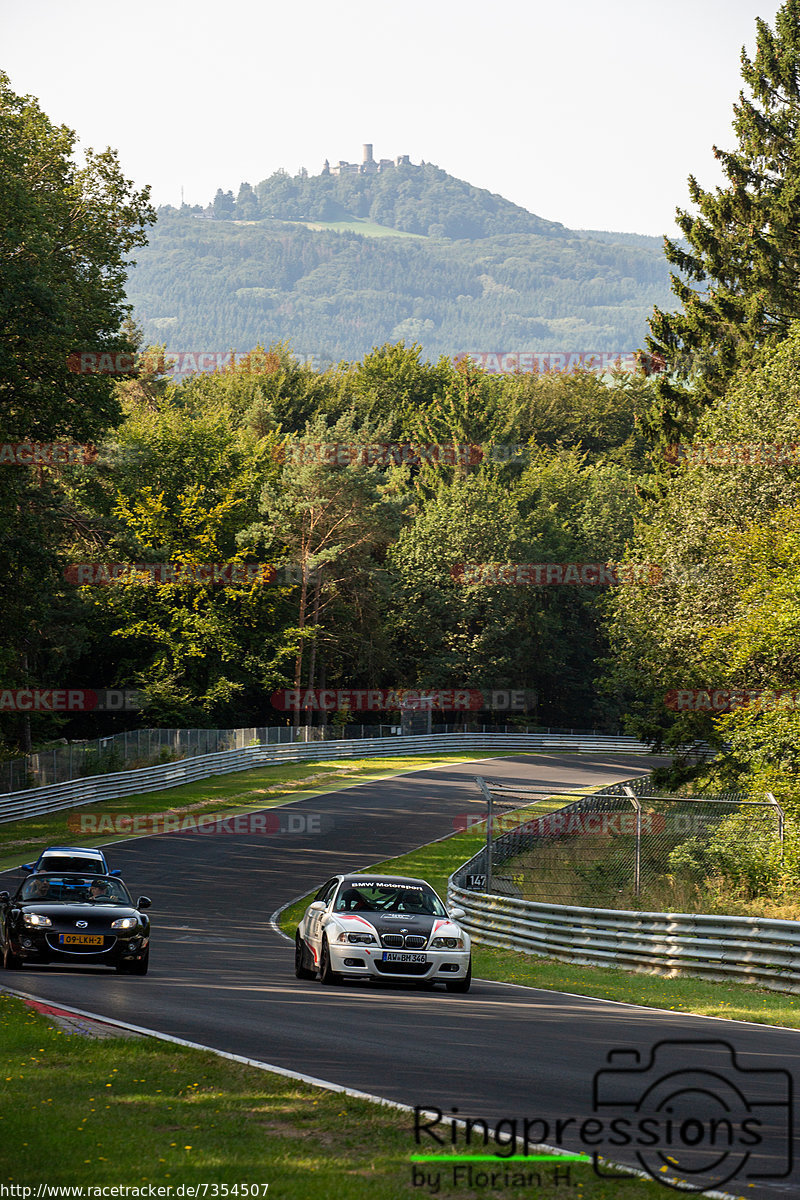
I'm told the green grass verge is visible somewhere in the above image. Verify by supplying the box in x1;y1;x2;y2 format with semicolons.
0;753;513;875
280;804;800;1030
0;992;670;1196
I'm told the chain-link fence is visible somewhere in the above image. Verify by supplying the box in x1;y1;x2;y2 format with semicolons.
0;722;622;793
452;776;784;911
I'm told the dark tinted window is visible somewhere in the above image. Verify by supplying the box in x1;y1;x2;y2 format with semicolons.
315;878;338;905
20;875;132;905
40;855;103;874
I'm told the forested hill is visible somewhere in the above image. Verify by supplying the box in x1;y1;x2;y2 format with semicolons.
220;161;568;239
127;161;674;361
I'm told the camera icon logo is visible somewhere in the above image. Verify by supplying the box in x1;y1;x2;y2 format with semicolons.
591;1038;792;1191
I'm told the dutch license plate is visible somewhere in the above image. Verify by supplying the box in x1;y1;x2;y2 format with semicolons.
59;934;103;946
382;951;427;963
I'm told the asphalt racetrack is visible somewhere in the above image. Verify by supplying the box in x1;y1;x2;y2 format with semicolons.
3;753;799;1197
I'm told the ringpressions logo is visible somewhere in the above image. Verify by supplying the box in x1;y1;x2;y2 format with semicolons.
410;1039;792;1193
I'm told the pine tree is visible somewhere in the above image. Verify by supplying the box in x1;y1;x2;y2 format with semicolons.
644;0;800;448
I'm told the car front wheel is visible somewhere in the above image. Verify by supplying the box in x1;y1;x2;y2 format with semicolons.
319;936;341;985
295;933;316;980
2;942;21;970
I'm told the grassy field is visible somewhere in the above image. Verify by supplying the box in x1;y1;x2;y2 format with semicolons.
0;993;679;1197
295;217;426;238
0;752;510;875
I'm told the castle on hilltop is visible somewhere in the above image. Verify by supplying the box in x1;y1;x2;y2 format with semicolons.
323;145;412;177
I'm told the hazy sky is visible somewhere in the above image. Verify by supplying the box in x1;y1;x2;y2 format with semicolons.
1;0;783;236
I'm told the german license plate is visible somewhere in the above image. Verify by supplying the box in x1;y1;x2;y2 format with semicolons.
59;934;103;946
382;951;427;963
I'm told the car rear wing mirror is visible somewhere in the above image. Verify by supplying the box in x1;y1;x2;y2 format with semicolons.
448;908;465;921
19;864;33;872
110;869;121;877
308;901;326;913
137;897;152;910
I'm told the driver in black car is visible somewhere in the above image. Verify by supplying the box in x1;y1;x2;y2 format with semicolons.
27;877;54;900
88;879;111;901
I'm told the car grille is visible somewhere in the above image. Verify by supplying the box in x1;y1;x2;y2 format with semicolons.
381;933;428;949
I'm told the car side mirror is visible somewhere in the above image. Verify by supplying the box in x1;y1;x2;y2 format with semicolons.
110;870;121;877
0;891;9;903
19;864;33;873
308;901;326;913
448;908;465;921
137;897;151;910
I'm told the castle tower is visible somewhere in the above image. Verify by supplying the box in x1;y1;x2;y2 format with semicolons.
322;158;330;175
362;143;374;164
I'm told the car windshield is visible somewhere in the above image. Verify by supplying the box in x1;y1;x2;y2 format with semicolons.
19;875;132;905
39;855;103;873
334;881;446;916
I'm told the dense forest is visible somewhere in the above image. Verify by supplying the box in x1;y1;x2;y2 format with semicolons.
5;0;800;874
126;165;674;361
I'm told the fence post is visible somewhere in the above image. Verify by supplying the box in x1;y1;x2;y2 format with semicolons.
476;776;494;895
766;792;785;862
623;785;642;897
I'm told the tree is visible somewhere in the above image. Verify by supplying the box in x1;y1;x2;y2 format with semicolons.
604;323;800;780
0;73;154;752
240;411;406;730
643;0;800;448
0;71;155;441
212;189;235;219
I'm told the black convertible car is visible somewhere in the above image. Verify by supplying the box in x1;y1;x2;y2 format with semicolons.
0;873;151;974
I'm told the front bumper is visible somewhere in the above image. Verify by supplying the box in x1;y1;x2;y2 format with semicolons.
327;941;470;981
11;931;148;967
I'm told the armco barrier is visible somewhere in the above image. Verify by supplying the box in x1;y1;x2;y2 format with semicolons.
446;884;800;993
0;732;657;825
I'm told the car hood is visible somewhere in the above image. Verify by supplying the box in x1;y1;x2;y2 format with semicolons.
17;902;142;925
334;913;458;938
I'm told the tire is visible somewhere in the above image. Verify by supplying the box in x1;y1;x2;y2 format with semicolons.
2;943;21;970
295;933;316;980
116;949;148;975
319;936;341;985
130;949;149;976
446;959;471;993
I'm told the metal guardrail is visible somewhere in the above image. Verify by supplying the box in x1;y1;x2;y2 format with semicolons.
0;723;642;793
446;884;800;994
0;732;657;824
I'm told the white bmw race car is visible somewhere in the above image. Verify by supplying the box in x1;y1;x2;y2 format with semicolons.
294;873;472;992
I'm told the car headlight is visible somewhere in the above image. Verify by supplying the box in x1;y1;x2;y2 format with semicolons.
431;936;463;949
23;913;51;927
111;917;138;930
336;931;377;944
